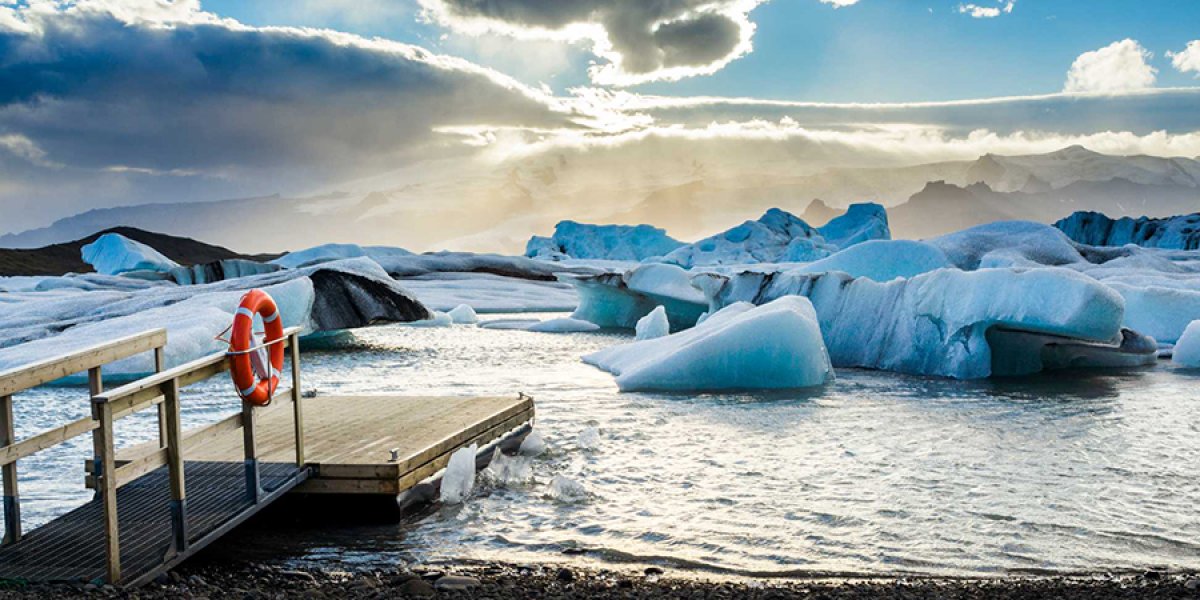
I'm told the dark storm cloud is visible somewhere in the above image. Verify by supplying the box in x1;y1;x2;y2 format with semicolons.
419;0;762;85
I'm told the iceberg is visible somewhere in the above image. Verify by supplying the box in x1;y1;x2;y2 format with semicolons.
447;304;480;324
635;306;670;340
0;257;431;378
272;243;415;269
1172;321;1200;367
794;240;951;281
817;202;891;249
168;259;282;285
584;297;834;391
566;263;707;330
81;233;180;276
928;221;1084;270
697;267;1150;379
525;221;684;261
1055;211;1200;250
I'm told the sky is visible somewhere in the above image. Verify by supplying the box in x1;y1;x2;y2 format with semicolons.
1;0;1200;236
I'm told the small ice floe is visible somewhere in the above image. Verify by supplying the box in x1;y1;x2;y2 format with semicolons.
546;475;588;504
440;444;478;504
479;319;543;330
1173;320;1200;367
527;318;600;333
518;430;547;456
635;306;669;340
585;296;833;392
576;426;601;450
483;448;533;487
447;304;479;325
406;311;454;327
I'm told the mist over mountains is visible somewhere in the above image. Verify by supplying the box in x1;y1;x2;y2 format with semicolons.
3;146;1198;255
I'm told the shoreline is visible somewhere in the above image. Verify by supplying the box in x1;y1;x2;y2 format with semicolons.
1;560;1197;599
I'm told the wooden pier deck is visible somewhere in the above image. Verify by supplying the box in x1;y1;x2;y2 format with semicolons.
0;327;535;587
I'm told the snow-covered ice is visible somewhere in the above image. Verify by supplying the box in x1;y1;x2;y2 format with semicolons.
585;297;834;391
81;233;179;275
394;273;578;313
635;306;670;340
440;444;478;504
1171;321;1200;367
795;240;951;281
527;318;601;333
272;243;414;269
526;221;684;261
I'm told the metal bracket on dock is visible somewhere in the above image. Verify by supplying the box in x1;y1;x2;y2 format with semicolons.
169;498;188;552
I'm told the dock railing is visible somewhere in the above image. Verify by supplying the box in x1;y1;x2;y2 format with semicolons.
88;325;305;584
0;329;169;548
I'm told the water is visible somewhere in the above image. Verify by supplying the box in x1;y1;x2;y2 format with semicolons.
8;314;1200;577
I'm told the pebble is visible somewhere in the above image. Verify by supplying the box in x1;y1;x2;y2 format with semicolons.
397;578;437;597
556;568;575;583
644;567;665;576
435;575;482;592
1185;577;1200;590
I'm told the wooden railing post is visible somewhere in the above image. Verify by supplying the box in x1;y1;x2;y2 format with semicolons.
163;377;187;553
154;347;167;450
243;399;259;503
290;334;304;468
0;394;19;545
90;365;120;584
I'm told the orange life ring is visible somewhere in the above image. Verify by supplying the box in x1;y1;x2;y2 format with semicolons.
229;289;285;406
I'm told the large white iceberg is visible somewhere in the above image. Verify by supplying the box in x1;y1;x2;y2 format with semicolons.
696;267;1154;379
526;221;684;261
817;202;891;249
1172;320;1200;367
585;297;833;392
81;233;180;276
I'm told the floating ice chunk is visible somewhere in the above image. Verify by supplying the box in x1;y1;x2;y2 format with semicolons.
527;318;601;333
169;259;281;285
447;304;479;324
484;448;533;487
566;263;707;330
576;426;601;450
518;430;547;456
795;240;950;281
81;233;180;276
525;221;684;261
635;306;670;340
1106;283;1200;344
479;318;543;330
546;475;587;503
698;267;1140;379
405;312;454;327
1172;321;1200;367
585;296;834;392
817;202;891;249
440;444;478;504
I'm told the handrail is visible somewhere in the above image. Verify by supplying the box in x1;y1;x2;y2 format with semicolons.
0;329;167;397
86;326;307;584
0;328;168;550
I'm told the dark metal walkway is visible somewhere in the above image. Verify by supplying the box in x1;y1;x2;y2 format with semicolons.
0;461;306;586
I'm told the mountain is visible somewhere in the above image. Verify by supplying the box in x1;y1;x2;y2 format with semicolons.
0;227;275;276
4;146;1200;252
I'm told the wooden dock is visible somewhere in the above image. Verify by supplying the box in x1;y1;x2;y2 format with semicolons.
0;327;534;587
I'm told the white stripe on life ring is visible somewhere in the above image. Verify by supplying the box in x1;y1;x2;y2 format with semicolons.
262;310;279;323
239;383;257;397
236;307;256;320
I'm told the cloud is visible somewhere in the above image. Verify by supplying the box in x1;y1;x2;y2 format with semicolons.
417;0;764;86
957;1;1014;18
0;0;607;231
1168;40;1200;77
1064;39;1157;93
818;0;861;6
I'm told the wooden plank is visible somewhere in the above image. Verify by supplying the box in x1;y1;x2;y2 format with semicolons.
0;329;166;397
313;463;401;480
93;327;300;406
1;394;19;544
290;334;304;467
390;397;533;472
294;478;400;495
395;409;534;491
154;347;167;450
0;417;96;467
162;377;186;552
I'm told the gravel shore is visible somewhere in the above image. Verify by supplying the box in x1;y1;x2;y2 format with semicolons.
1;561;1198;599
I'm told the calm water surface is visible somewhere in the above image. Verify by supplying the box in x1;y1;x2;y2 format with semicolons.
8;314;1200;577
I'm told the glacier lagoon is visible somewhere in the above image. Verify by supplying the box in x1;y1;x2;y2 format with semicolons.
7;314;1200;578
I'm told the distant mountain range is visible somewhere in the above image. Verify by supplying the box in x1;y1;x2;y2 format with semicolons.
3;146;1199;254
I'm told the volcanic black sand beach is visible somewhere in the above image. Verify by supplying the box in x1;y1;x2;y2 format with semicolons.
0;560;1198;599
